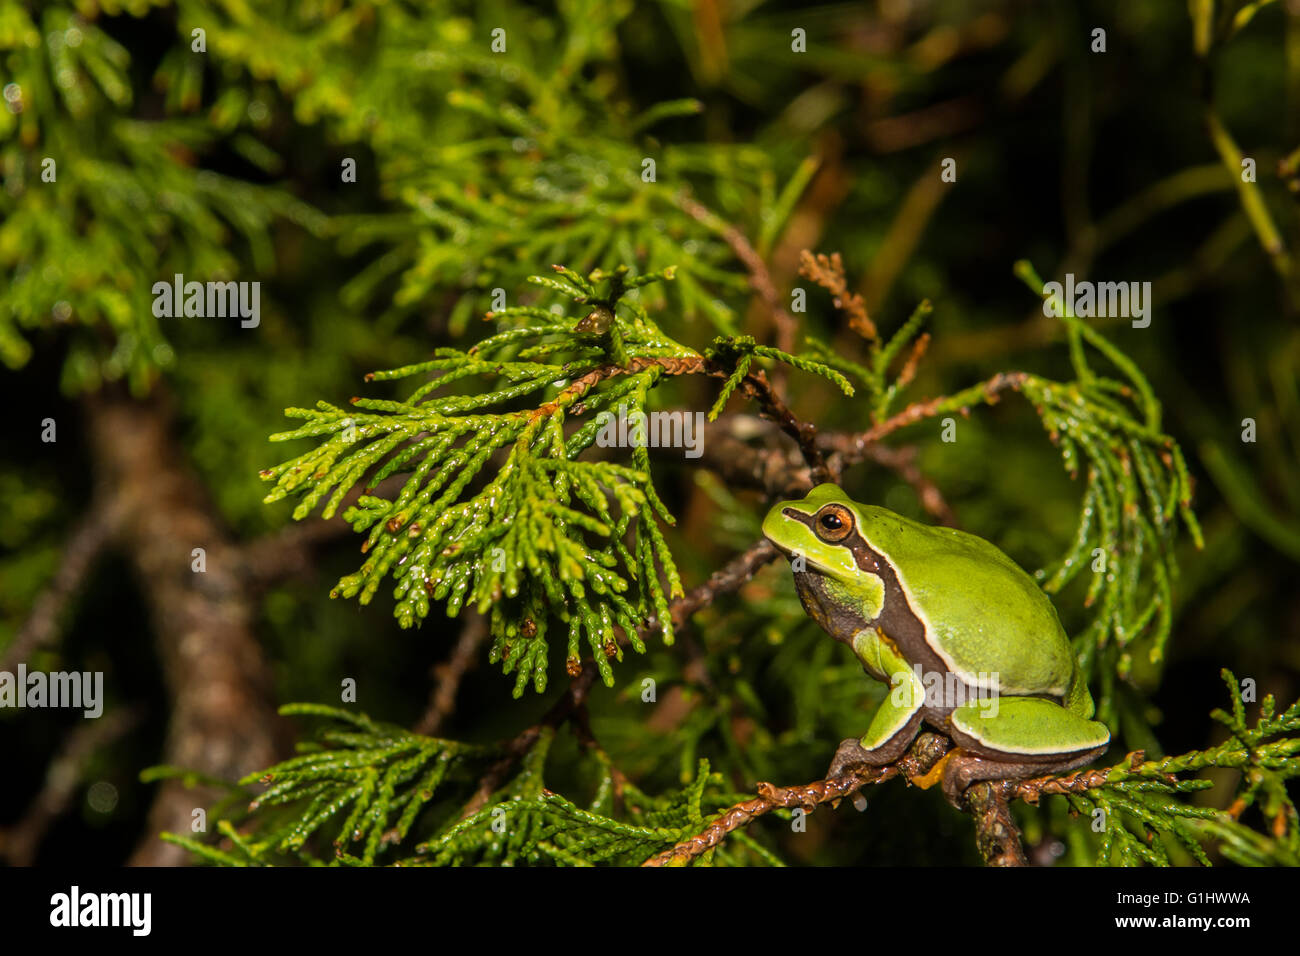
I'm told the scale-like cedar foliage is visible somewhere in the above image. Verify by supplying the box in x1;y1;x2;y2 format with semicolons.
3;0;1297;868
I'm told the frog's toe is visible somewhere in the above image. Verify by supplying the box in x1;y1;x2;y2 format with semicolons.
827;733;910;777
827;737;871;778
939;746;1109;808
939;750;999;807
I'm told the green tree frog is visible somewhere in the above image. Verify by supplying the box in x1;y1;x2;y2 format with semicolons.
763;483;1110;805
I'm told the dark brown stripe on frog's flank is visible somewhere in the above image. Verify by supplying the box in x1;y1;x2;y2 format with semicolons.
781;506;953;696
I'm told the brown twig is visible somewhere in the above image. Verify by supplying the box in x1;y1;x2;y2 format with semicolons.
822;371;1031;471
644;537;780;639
667;419;955;524
798;250;875;340
685;423;815;498
642;733;952;866
414;612;488;736
964;751;1161;865
895;332;931;390
530;355;706;420
676;193;800;357
537;352;833;483
729;365;834;483
458;666;599;819
0;707;142;866
856;443;957;525
2;499;116;673
643;743;1159;867
1004;750;1154;805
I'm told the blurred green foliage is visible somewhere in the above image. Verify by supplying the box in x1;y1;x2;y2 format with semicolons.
2;0;1298;865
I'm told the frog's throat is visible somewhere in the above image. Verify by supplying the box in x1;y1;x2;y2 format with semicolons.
791;571;870;645
783;508;950;682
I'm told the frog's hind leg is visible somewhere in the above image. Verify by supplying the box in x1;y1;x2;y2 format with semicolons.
940;696;1110;806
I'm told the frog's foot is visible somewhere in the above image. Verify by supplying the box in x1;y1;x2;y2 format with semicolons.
826;735;905;778
827;738;873;778
939;747;1107;808
938;750;1011;807
827;718;923;779
828;674;926;779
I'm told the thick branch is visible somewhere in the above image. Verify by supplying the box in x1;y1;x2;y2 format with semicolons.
964;781;1027;866
85;390;289;866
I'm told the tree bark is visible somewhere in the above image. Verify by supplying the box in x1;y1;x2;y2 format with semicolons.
86;389;288;866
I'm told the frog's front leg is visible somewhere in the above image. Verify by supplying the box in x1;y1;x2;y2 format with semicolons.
827;665;924;778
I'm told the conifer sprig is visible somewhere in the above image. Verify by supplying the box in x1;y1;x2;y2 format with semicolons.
1035;671;1300;866
262;265;845;695
164;709;763;867
797;250;931;423
0;2;323;390
1002;262;1204;710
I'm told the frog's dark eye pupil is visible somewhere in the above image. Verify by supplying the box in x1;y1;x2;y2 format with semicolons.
820;514;842;530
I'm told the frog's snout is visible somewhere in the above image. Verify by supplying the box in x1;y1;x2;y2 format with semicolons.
760;503;796;550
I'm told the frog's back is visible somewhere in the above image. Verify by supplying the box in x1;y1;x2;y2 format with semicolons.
857;507;1075;697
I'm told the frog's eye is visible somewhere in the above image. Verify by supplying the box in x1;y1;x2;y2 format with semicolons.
814;504;854;543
